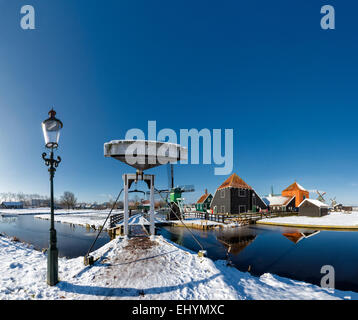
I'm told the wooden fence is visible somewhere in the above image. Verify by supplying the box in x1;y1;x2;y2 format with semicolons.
188;210;297;224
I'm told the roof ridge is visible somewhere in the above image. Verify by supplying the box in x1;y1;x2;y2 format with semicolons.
217;173;252;190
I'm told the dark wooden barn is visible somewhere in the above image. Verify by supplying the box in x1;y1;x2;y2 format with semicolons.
211;173;267;214
298;199;329;217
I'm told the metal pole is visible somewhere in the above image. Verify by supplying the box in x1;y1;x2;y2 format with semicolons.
47;151;58;286
123;174;129;236
150;175;155;235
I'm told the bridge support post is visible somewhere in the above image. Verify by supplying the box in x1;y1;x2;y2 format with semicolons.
149;175;155;236
123;174;129;236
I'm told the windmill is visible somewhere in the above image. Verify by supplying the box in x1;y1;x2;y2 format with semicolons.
330;197;337;209
316;190;326;203
147;163;195;220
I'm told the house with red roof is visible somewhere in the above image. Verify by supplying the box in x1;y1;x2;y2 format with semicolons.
195;189;213;213
282;182;309;207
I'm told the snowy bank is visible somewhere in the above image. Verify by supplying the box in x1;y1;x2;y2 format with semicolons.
258;211;358;229
171;218;243;229
0;233;357;300
0;208;107;216
34;210;123;230
34;212;165;230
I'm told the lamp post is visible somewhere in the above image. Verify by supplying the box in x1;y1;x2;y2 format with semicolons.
41;108;63;286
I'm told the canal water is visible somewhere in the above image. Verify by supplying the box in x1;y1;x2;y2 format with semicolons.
157;224;358;293
0;214;110;258
1;213;358;293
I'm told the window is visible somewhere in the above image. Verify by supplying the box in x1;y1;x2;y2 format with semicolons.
220;189;225;198
239;205;246;213
239;189;246;197
221;205;225;213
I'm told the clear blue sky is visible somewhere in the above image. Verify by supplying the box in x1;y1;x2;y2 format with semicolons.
0;0;357;204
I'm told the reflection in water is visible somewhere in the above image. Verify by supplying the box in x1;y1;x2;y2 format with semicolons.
0;214;111;258
216;228;257;255
0;215;18;224
159;224;358;293
282;230;320;244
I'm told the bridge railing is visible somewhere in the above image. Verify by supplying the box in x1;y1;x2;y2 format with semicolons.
188;210;297;224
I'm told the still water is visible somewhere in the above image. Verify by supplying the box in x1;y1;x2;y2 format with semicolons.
0;214;110;258
158;224;358;293
1;213;358;292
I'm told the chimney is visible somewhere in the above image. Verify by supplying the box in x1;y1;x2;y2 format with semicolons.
205;189;208;194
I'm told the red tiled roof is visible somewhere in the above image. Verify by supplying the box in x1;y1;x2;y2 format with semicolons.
217;173;252;190
196;193;211;204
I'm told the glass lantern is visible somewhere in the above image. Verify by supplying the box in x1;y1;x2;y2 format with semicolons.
42;109;63;149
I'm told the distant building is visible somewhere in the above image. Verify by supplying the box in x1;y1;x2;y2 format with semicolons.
298;199;329;217
31;199;50;207
282;182;309;207
195;189;213;213
1;201;24;209
262;195;296;212
211;173;267;214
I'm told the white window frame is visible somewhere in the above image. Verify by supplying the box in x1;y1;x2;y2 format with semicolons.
220;189;225;198
221;205;225;213
239;189;246;197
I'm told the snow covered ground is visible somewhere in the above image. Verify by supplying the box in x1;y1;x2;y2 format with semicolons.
1;233;357;300
179;213;244;228
34;212;165;230
34;210;124;230
258;211;358;228
0;208;101;216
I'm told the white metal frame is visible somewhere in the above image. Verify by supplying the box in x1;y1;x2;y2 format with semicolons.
122;172;155;236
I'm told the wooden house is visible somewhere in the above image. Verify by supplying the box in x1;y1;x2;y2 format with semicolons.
211;173;267;214
195;189;213;213
298;199;329;217
262;195;296;212
282;182;309;207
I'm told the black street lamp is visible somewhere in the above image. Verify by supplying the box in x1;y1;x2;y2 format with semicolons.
42;108;63;286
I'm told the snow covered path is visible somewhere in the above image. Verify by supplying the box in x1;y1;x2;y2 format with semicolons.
258;211;358;229
1;234;357;300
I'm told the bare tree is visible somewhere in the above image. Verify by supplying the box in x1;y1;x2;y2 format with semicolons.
17;192;25;202
60;191;77;210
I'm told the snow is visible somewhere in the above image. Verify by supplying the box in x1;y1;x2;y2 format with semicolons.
298;198;329;208
34;211;165;230
262;196;292;206
174;214;244;228
34;210;124;230
115;213;164;226
0;208;106;216
258;211;358;228
0;233;357;300
296;183;307;191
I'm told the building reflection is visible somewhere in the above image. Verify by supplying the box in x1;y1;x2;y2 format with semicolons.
282;230;320;244
216;228;257;255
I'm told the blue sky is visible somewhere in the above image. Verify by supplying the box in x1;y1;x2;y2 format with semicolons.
0;0;357;204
